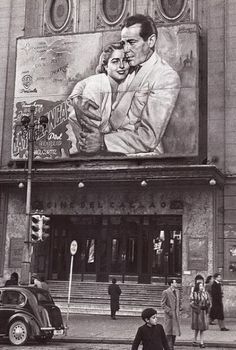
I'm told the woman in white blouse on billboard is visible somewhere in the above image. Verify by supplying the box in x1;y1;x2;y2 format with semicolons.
67;41;130;155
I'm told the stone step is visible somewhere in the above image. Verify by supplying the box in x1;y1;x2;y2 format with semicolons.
49;282;167;292
49;285;166;292
49;280;167;316
54;296;162;302
56;302;164;316
49;280;166;286
54;298;162;306
50;290;164;296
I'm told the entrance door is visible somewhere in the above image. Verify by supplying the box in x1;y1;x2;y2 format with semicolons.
151;216;182;281
48;216;70;280
70;216;114;281
45;215;182;283
138;216;182;283
109;216;139;278
47;216;99;280
71;216;98;278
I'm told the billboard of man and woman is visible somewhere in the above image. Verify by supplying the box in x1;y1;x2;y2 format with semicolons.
12;14;198;160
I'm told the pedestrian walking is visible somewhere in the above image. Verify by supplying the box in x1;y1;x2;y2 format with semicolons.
209;273;229;331
190;281;211;348
205;275;213;296
131;308;169;350
108;278;121;320
161;279;181;350
205;275;214;324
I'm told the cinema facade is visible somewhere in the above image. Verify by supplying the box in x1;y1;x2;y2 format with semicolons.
1;164;225;312
1;0;236;315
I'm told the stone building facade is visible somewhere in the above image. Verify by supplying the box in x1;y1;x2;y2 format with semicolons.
0;0;236;316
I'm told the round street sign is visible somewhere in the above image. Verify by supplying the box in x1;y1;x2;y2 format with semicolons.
70;240;78;255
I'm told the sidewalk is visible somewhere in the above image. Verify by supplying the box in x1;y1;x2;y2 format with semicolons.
56;314;236;347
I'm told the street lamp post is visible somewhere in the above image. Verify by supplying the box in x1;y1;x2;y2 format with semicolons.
20;105;48;285
21;105;36;285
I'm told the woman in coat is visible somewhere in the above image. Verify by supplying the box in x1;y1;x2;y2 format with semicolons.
190;282;210;348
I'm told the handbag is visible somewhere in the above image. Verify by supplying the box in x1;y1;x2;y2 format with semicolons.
191;303;201;314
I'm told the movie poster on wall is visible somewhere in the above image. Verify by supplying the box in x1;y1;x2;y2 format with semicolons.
12;23;199;161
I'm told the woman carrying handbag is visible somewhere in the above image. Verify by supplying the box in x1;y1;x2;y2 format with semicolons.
190;281;211;348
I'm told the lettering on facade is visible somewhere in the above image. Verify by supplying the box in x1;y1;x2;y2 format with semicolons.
32;196;184;214
170;200;184;209
32;200;168;212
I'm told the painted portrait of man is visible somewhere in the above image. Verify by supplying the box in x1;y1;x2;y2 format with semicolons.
12;13;198;160
66;14;181;156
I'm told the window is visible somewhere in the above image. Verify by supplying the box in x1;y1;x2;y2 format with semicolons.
36;291;53;303
157;0;189;22
50;0;70;29
2;291;26;306
101;0;126;25
45;0;72;33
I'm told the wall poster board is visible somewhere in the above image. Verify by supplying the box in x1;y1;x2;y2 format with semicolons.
9;238;24;268
188;237;208;271
12;22;199;160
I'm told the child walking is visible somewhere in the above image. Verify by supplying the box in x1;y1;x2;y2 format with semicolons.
132;308;169;350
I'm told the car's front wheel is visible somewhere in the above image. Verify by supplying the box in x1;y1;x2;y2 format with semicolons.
9;320;29;346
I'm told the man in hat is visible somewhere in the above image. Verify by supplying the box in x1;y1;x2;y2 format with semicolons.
31;274;42;288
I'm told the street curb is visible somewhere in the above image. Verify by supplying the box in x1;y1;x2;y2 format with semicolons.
53;337;236;348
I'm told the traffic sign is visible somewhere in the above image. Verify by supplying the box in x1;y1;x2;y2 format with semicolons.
70;240;78;255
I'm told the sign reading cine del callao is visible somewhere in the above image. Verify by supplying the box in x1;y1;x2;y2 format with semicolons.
12;21;199;161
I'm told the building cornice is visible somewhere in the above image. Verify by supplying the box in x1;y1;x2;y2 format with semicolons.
0;164;224;187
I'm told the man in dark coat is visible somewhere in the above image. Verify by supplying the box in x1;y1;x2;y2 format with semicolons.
132;308;169;350
209;273;229;331
108;278;121;319
5;272;19;286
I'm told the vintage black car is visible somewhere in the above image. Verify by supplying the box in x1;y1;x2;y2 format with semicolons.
0;286;65;346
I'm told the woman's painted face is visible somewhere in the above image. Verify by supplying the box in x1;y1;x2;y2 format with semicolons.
105;49;129;82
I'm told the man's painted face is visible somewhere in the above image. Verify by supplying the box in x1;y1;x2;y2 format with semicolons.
105;49;129;82
121;24;154;67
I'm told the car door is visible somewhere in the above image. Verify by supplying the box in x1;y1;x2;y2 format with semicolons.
0;290;15;334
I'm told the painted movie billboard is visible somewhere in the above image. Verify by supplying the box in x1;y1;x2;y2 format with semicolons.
12;23;198;160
